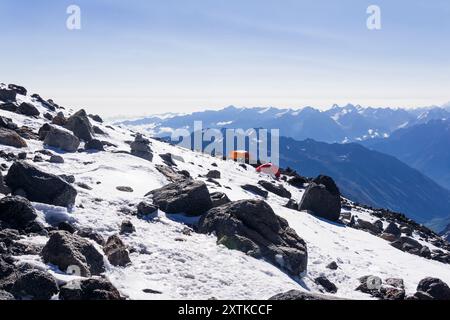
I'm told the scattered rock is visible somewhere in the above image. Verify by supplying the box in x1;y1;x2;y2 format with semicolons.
326;261;338;270
59;277;122;300
130;134;153;161
44;125;80;152
59;174;75;184
241;184;268;198
0;128;27;148
0;196;38;231
0;88;17;102
104;235;131;267
210;192;231;208
206;170;221;179
314;276;338;293
58;222;76;234
198;199;308;276
0;171;11;195
120;220;135;235
284;199;299;210
298;175;341;222
149;180;212;216
77;228;105;246
137;201;158;216
85;139;105;151
77;182;93;190
10;270;58;300
52;112;67;126
116;186;133;193
0;102;17;112
0;116;17;130
89;114;103;123
355;219;382;235
8;84;27;96
380;233;398;242
17;102;40;117
43;112;53;121
269;290;336;300
49;155;64;164
416;277;450;300
5;161;77;207
287;175;308;188
41;231;105;277
258;180;291;199
391;236;423;253
64;109;94;141
159;153;177;166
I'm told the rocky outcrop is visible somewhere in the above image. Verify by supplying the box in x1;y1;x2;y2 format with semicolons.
10;270;58;300
0;88;17;102
64;109;94;142
298;175;341;222
269;290;336;300
198;199;308;276
415;277;450;300
258;180;291;199
241;184;268;198
0;196;38;231
210;192;231;208
148;180;212;216
85;139;105;151
5;161;77;207
59;277;122;300
103;235;131;267
41;231;105;277
17;102;40;117
130;134;153;161
44;126;80;152
0;128;27;148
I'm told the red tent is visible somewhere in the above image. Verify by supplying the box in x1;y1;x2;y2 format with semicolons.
256;163;281;178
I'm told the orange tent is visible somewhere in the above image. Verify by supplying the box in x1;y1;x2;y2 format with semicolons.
229;150;251;162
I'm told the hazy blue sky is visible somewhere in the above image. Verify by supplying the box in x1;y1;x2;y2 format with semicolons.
1;0;449;117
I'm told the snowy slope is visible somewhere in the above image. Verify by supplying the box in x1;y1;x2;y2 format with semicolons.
2;91;450;300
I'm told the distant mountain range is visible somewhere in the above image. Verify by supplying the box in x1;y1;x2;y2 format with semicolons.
364;119;450;190
119;104;450;143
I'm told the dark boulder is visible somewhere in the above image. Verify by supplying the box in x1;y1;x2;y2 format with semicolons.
41;231;105;277
269;290;335;300
44;126;80;152
198;199;308;276
314;276;338;293
355;219;382;235
49;155;64;164
89;114;103;123
0;102;17;113
59;277;122;300
8;84;27;96
0;88;17;102
241;184;268;198
120;220;135;235
64;109;94;142
391;236;423;253
0;171;11;195
77;228;105;246
258;180;291;199
0;196;38;231
137;201;158;217
0;116;17;130
284;199;299;210
103;235;131;267
116;186;133;193
85;139;104;151
298;175;341;222
0;128;27;148
17;102;40;117
416;278;450;300
159;153;177;166
206;170;221;179
287;175;308;188
326;261;339;270
148;180;212;216
5;161;77;207
384;222;401;238
10;270;58;300
130;134;153;161
210;192;231;208
38;123;51;140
